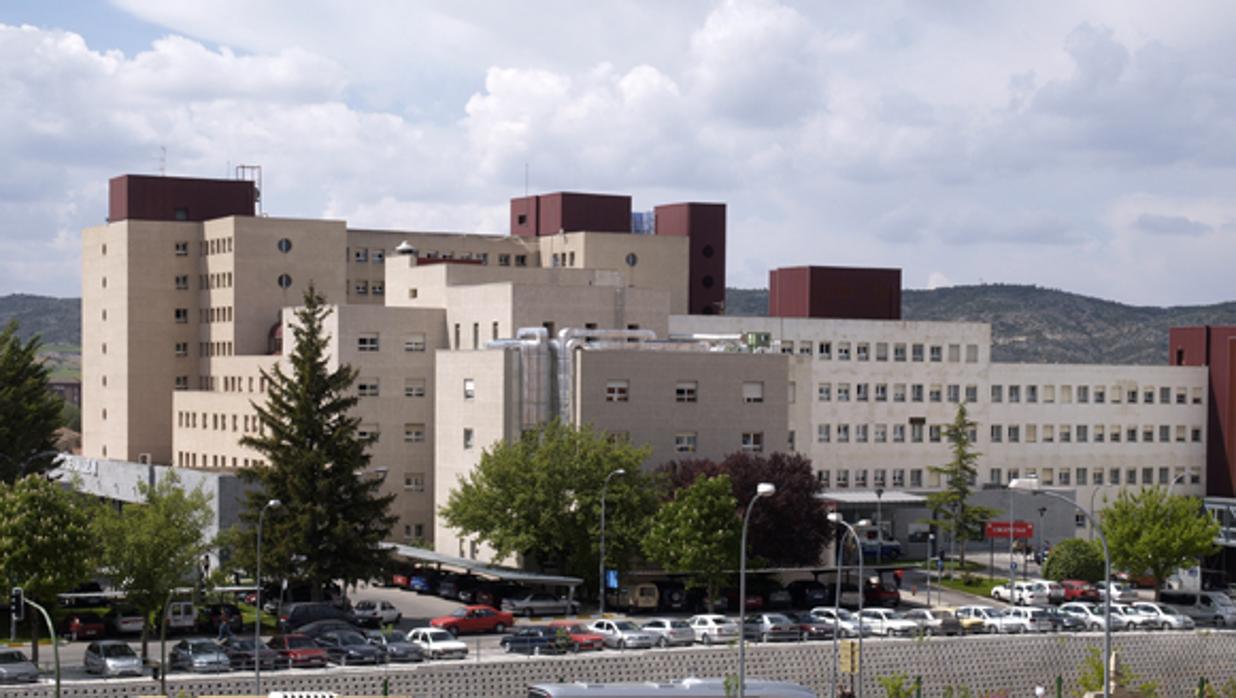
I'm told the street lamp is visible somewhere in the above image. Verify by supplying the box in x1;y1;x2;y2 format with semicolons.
828;512;871;698
874;488;884;566
598;468;626;617
255;498;281;697
1037;506;1047;570
1011;477;1110;698
738;482;775;698
1166;471;1188;497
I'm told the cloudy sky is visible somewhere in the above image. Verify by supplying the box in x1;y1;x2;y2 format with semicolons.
3;0;1236;306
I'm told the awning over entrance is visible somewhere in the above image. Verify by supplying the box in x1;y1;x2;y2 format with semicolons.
816;490;927;506
381;542;583;588
1205;497;1236;548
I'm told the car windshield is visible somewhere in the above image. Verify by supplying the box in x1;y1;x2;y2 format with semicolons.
378;632;403;643
564;624;588;633
285;637;316;649
427;630;453;643
670;620;690;629
930;611;951;619
0;651;26;663
449;609;468;618
102;644;135;658
354;602;375;610
230;639;257;650
1213;595;1234;607
766;614;793;624
189;642;218;653
338;633;367;646
614;621;639;631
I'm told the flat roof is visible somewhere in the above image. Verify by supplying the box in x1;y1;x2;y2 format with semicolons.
817;490;927;506
381;542;583;587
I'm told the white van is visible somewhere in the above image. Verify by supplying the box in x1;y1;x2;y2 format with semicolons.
1159;590;1236;627
164;602;196;632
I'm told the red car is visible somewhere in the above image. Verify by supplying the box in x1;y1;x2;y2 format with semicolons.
267;633;329;668
1061;580;1100;602
64;613;106;641
430;605;514;635
547;620;605;651
864;581;901;608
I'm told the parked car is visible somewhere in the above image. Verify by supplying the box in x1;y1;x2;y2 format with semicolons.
1037;580;1066;604
63;612;106;641
364;630;423;662
943;607;987;635
685;614;740;645
430;605;514;635
267;633;329;668
352;600;401;627
864;580;900;608
296;619;365;640
723;587;765;612
955;606;1017;634
407;627;468;660
1040;606;1085;632
785;581;829;609
684;588;729;613
1098;582;1138;603
1112;603;1158;631
84;641;143;677
168;639;231;673
0;649;39;683
808;607;870;638
858;609;919;637
164;602;196;633
1059;602;1129;631
1160;590;1236;627
409;570;442;594
1131;602;1195;631
502;592;580;617
278;602;356;633
436;573;469;600
901;609;962;636
1017;582;1052;606
655;582;689;612
608;583;661;614
315;630;383;665
1001;607;1053;633
641;618;695;647
197;604;243;635
547;621;605;651
1062;580;1100;602
500;626;573;655
589;619;655;649
990;584;1014;603
748;581;791;610
104;606;144;635
742;613;802;643
784;611;834;641
218;637;281;670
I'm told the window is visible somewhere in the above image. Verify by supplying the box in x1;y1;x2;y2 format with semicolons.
1059;469;1071;486
404;333;426;352
991;385;1003;402
818;470;831;488
929;345;942;362
675;432;698;453
910;469;923;487
515;254;527;266
966;344;979;363
837;342;851;360
358;379;380;397
464;378;476;400
817;383;831;402
1026;385;1038;403
1077;425;1088;442
1009;385;1021;403
1127;389;1137;404
359;424;380;442
174;376;188;390
1043;385;1055;403
174;241;189;256
855;424;868;443
893;384;906;402
741;432;764;452
947;385;960;402
818;342;831;359
404;473;425;491
606;380;629;402
893;343;906;361
911;423;923;443
463;428;475;450
963;385;977;403
837;470;849;488
1192;387;1203;404
677;381;699;403
929;385;942;403
837;424;850;443
354;280;368;295
1160;425;1171;442
1193;427;1203;443
1043;425;1054;442
353;248;368;263
1093;469;1104;485
1025;424;1037;443
817;424;830;443
875;384;888;402
1094;386;1106;403
948;344;961;362
873;424;887;443
1059;425;1071;442
742;382;764;403
357;334;380;352
372;282;384;296
856;343;869;361
1143;467;1154;485
911;384;923;402
1144;388;1155;404
856;383;869;401
929;425;942;443
1110;469;1120;485
174;342;188;357
892;469;905;486
837;383;851;401
911;343;924;362
991;425;1003;443
1094;425;1105;442
498;253;511;266
175;275;189;290
855;470;868;487
1143;426;1154;442
875;343;888;361
892;424;905;442
1111;426;1122;442
404;379;426;398
174;308;188;323
1077;385;1089;403
403;424;426;443
989;468;1002;485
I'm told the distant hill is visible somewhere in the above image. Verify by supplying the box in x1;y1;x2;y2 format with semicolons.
725;285;1236;365
0;295;79;346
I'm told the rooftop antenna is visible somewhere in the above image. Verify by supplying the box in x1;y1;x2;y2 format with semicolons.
159;146;166;176
235;164;264;216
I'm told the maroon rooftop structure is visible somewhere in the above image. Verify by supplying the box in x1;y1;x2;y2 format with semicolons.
509;192;632;237
655;202;726;315
769;266;901;320
1170;325;1236;497
108;174;256;223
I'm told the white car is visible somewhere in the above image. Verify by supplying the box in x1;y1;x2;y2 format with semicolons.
1001;607;1052;633
641;618;695;647
1112;603;1158;631
406;627;467;660
1013;582;1051;607
955;606;1017;634
590;619;655;650
990;584;1014;603
1132;602;1195;631
1059;602;1129;631
1098;582;1138;603
809;608;870;638
685;615;739;645
353;599;402;627
858;609;919;637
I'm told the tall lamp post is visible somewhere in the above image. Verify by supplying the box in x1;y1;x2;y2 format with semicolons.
255;498;281;697
874;488;884;566
598;468;626;617
828;513;870;698
1037;506;1047;570
1166;471;1188;497
1011;478;1110;698
738;482;776;698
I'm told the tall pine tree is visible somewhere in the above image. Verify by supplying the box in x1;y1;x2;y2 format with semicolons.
236;286;396;599
925;403;998;567
0;321;63;483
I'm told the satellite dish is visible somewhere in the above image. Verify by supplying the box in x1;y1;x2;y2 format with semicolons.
395;241;417;256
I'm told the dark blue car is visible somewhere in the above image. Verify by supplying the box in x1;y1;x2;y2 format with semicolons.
499;626;572;655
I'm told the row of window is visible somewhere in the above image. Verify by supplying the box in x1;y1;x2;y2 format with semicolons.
817;465;1201;489
356;378;432;398
991;384;1203;406
198;272;232;290
818;382;978;404
350;248;386;264
203;237;234;256
176;451;265;469
356;333;428;352
452;321;502;350
355;424;429;445
352;280;386;296
605;380;766;403
814;422;1203;445
198;341;235;358
781;340;981;363
176;410;265;435
813;382;1204;406
203;306;233;323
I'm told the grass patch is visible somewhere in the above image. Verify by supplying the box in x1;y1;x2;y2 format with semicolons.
936;575;1002;600
237;603;277;632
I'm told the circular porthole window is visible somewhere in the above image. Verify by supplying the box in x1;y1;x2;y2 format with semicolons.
277;238;293;253
625;253;638;267
701;244;714;258
701;275;715;288
277;273;293;289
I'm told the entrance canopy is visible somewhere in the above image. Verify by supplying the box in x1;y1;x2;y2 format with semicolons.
381;542;583;588
816;490;927;506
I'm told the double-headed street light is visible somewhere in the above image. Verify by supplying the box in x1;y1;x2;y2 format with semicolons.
737;482;776;698
1011;477;1110;698
598;468;626;617
829;512;871;698
255;498;281;697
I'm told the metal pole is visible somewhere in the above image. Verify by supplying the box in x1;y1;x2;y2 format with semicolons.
256;499;279;697
599;469;624;618
1009;490;1015;603
24;600;59;698
1089;488;1100;541
832;527;844;698
856;526;865;698
875;489;883;567
926;534;933;607
1166;471;1187;497
738;484;774;698
160;592;171;696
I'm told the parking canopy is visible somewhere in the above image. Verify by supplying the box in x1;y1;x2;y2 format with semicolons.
380;542;583;588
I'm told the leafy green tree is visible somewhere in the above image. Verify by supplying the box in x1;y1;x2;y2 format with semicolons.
441;420;658;595
1075;646;1159;697
0;475;98;662
236;286;396;598
1043;538;1105;583
0;321;63;482
643;475;740;611
94;471;213;660
1102;488;1219;600
925;404;998;567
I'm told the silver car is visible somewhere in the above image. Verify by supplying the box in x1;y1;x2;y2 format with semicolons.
0;649;39;684
589;619;655;649
84;641;143;677
168;639;231;673
641;618;695;647
1132;602;1195;631
685;614;739;645
502;592;581;617
809;607;871;638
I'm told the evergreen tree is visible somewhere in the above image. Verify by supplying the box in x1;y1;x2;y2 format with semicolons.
925;404;998;567
0;321;63;483
236;286;396;598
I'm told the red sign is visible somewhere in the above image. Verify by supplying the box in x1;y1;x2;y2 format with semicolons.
985;520;1034;539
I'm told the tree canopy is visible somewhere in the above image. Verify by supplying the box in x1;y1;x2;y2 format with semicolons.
0;321;63;482
93;471;213;659
441;420;658;593
1102;488;1219;599
1043;538;1105;583
643;474;740;611
236;286;396;597
659;451;832;566
924;404;997;566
